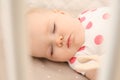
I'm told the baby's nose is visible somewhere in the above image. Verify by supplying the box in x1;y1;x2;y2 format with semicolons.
56;35;64;47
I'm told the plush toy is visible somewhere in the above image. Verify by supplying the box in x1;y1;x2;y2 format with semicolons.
77;55;100;71
69;55;101;80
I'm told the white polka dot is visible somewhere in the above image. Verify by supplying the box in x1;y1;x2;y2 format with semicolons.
75;76;79;79
58;69;62;72
47;75;51;78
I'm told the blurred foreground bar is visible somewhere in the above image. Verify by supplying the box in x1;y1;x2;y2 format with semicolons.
1;0;32;80
97;0;120;80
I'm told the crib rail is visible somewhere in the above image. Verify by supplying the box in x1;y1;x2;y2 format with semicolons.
0;0;32;80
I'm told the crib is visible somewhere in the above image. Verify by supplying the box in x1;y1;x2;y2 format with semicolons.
0;0;120;80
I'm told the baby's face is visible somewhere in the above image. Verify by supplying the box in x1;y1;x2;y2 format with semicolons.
27;9;85;62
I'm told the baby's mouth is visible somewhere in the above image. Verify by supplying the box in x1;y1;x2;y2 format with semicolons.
67;34;71;48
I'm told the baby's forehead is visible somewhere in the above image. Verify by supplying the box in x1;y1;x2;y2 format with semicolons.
26;8;54;26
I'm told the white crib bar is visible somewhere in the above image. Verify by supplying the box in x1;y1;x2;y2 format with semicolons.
97;0;120;80
1;0;32;80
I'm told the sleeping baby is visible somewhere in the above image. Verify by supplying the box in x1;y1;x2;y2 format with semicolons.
26;7;110;80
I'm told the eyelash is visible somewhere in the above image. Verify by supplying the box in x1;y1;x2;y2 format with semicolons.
53;23;56;33
51;45;53;56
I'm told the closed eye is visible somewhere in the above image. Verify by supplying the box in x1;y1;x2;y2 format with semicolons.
53;23;56;33
50;44;53;56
